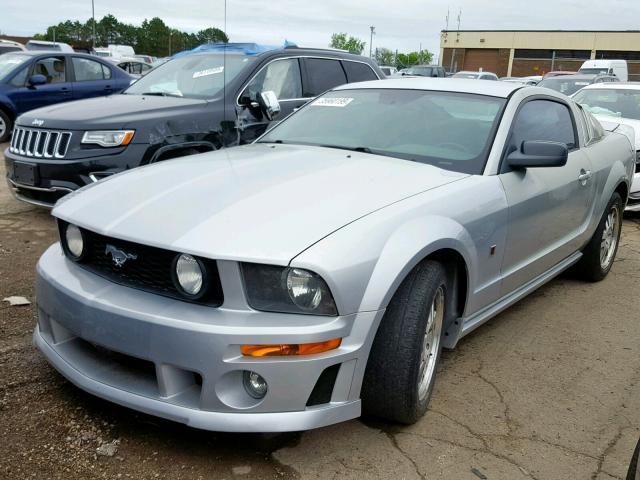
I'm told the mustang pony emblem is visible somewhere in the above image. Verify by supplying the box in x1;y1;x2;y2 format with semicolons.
31;119;44;127
105;244;137;267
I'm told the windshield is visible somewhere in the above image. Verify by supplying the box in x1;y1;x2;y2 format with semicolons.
125;52;255;99
453;72;479;79
0;53;29;79
259;88;506;174
405;67;432;76
538;77;591;96
573;88;640;120
579;68;609;75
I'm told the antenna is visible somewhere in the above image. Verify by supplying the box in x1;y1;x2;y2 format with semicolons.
223;0;227;146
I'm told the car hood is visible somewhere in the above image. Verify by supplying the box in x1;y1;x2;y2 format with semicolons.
53;143;468;264
17;94;208;131
594;114;640;150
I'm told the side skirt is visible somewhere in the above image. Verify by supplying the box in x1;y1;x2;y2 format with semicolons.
447;251;582;347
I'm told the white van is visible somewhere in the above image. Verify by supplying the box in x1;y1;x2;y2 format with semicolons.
95;44;136;60
579;60;628;82
25;40;74;53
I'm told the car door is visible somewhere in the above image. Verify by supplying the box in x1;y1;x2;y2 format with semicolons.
235;57;305;144
499;97;595;294
71;56;116;100
14;55;73;112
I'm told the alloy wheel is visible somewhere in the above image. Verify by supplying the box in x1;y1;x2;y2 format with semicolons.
600;204;620;270
417;286;444;402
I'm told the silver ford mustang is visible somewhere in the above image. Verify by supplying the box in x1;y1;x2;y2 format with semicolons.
34;78;635;432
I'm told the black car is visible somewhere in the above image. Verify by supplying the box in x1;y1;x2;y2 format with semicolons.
4;44;383;207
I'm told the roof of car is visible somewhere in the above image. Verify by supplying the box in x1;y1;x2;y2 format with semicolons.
333;77;523;98
580;82;640;91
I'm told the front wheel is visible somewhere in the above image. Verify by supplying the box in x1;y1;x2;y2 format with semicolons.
361;260;447;424
576;192;623;282
0;110;11;143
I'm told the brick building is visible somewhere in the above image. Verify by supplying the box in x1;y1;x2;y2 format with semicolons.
439;30;640;80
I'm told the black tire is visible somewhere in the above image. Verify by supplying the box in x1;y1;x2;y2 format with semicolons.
0;109;12;143
575;191;623;282
361;260;447;424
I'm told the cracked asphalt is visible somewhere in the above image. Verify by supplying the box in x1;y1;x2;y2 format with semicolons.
1;142;639;479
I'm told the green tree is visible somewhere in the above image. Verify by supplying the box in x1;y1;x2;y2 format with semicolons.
329;32;366;55
374;47;395;66
396;50;433;68
196;27;228;45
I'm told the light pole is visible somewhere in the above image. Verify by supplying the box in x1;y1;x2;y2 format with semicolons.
91;0;96;49
369;26;375;58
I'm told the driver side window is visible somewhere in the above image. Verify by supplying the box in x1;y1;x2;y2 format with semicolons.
33;57;67;84
508;100;576;154
243;58;302;102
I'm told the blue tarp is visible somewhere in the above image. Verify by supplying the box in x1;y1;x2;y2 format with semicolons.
172;41;297;58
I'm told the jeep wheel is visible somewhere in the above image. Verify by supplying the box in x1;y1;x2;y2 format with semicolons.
361;260;447;424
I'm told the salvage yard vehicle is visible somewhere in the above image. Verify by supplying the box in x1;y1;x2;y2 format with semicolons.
0;51;132;142
4;44;383;207
579;59;628;82
572;82;640;210
537;73;619;96
452;70;499;80
33;78;635;431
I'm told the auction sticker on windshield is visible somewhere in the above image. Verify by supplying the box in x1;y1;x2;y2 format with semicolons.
193;66;224;78
312;97;354;107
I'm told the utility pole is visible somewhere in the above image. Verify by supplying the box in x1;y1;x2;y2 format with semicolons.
91;0;96;49
369;26;375;58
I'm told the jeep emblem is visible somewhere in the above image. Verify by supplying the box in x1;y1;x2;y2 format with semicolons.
31;119;44;127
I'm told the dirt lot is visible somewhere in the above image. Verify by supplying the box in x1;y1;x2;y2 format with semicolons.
1;142;639;480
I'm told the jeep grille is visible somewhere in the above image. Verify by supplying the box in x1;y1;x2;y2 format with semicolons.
9;127;72;159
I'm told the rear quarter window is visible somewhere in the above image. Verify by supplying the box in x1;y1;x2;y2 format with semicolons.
342;61;378;83
304;58;347;96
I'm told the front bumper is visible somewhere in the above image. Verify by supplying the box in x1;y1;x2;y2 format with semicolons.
627;172;640;212
35;244;382;432
4;144;148;208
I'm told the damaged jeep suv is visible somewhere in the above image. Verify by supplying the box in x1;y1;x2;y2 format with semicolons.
5;43;382;207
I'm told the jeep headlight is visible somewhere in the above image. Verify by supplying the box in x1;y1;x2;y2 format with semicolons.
241;263;337;316
82;130;135;147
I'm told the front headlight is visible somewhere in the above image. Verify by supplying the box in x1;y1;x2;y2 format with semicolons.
64;223;84;259
81;130;135;147
173;253;206;298
241;263;337;316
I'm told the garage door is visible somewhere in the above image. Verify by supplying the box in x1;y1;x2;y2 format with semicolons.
463;49;499;74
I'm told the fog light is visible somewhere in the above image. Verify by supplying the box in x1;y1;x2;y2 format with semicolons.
243;371;268;399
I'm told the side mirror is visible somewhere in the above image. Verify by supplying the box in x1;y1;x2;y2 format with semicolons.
257;90;281;121
507;140;568;169
28;74;47;86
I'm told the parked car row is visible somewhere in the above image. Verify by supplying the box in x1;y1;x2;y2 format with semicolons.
4;45;383;206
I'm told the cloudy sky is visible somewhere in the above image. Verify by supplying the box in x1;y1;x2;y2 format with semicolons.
3;0;640;58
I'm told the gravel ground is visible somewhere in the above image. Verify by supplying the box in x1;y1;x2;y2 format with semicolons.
1;142;639;479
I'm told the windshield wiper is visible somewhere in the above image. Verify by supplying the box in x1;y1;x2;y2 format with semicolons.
139;91;182;97
318;145;374;154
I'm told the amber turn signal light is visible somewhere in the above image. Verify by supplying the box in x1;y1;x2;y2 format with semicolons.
241;338;341;357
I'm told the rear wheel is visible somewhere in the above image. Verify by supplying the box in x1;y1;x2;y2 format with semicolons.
361;260;447;424
575;192;623;282
0;110;11;143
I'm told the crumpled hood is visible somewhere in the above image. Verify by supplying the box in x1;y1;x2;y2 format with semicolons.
53;144;468;264
18;94;208;131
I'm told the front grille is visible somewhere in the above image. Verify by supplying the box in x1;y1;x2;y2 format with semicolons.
636;150;640;173
59;223;224;306
10;127;72;158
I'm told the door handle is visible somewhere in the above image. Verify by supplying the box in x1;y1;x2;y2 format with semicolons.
578;169;592;185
